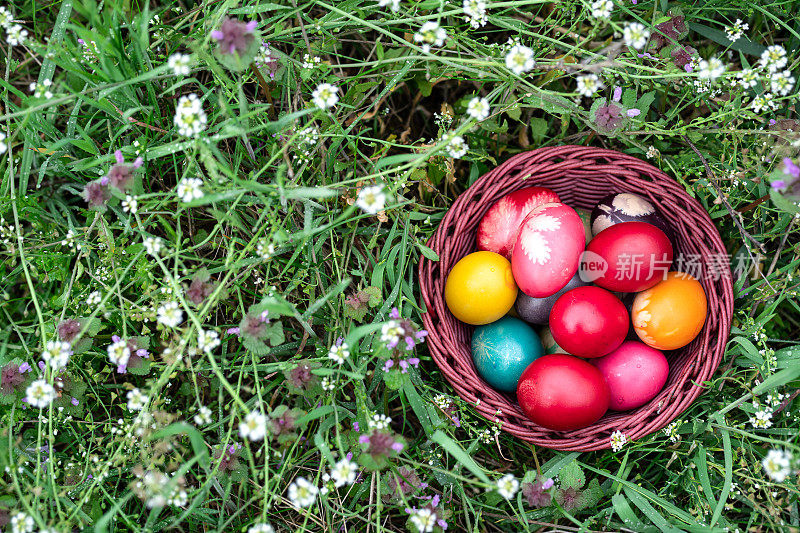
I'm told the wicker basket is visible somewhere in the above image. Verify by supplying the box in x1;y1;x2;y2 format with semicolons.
419;146;734;451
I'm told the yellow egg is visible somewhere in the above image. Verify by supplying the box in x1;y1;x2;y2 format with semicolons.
445;251;517;325
632;271;707;350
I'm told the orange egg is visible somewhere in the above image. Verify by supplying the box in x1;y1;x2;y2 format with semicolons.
632;271;707;350
445;251;517;325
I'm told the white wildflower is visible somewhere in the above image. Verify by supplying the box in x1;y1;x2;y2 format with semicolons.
248;524;275;533
463;0;488;28
697;57;726;81
6;24;27;47
239;409;268;441
505;44;536;75
610;430;627;452
157;301;184;328
725;19;748;42
770;70;795;96
356;184;387;214
759;45;787;72
167;53;192;76
143;236;163;256
287;476;319;508
328;342;350;365
762;449;793;482
25;380;57;409
194;405;213;426
414;21;447;53
466;96;490;121
496;473;519;499
41;340;72;370
311;83;339;110
591;0;613;19
127;388;148;411
174;94;208;137
623;22;650;50
197;329;220;354
445;133;468;159
122;195;138;214
107;339;131;367
10;512;35;533
576;74;603;97
176;177;205;203
330;458;358;487
410;508;437;532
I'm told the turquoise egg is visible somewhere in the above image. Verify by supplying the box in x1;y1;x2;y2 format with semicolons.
471;317;544;392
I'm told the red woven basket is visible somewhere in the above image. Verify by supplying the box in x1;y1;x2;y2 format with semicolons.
419;146;734;451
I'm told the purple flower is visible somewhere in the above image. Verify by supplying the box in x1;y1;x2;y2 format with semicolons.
389;307;400;319
407;357;420;367
431;494;440;507
612;86;622;102
19;363;31;373
105;150;143;190
626;109;641;118
353;421;360;432
135;349;149;358
359;434;370;444
399;360;409;373
769;119;777;126
226;327;241;335
1;363;27;395
391;442;404;452
772;179;787;190
782;157;800;178
71;397;79;406
346;451;353;461
542;478;554;489
595;103;624;131
58;319;82;342
383;359;394;372
211;17;258;56
82;180;110;208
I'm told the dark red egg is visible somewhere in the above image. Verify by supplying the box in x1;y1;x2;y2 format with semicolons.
549;286;628;358
476;187;561;259
583;221;673;292
517;353;610;431
512;203;585;298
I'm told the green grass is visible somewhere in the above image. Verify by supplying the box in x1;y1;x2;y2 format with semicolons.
1;0;799;531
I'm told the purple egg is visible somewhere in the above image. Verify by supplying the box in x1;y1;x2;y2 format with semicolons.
514;270;589;325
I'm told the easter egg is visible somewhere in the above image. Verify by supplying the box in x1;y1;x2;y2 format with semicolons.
591;341;669;411
515;271;590;325
517;353;610;431
591;192;671;237
549;286;628;358
632;271;707;350
512;203;586;298
477;187;561;259
471;317;544;392
584;222;673;292
445;251;517;325
539;326;567;354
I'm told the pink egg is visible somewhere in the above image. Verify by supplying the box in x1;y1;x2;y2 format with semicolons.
477;187;561;259
591;341;669;411
512;203;586;297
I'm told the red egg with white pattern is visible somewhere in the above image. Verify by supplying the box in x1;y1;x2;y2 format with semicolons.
584;221;673;293
476;187;561;259
511;203;586;298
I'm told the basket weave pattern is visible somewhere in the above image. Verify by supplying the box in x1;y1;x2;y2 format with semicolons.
419;146;734;451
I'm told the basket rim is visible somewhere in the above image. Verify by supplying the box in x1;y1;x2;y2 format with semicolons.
418;145;734;452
